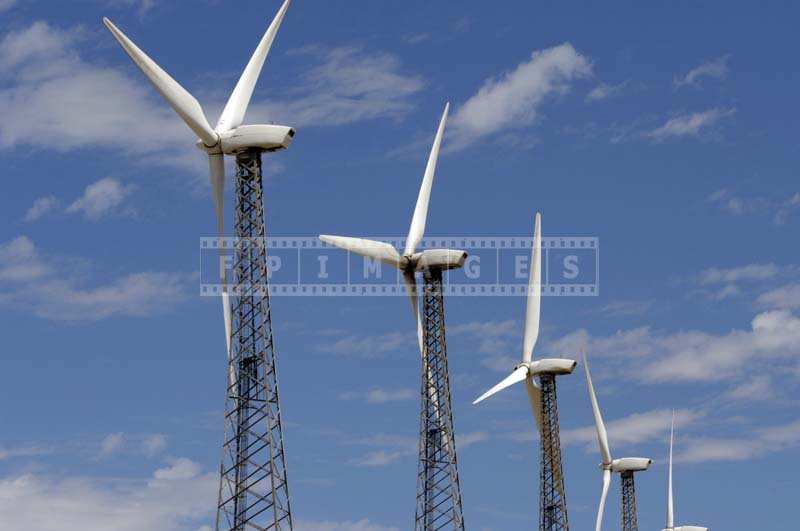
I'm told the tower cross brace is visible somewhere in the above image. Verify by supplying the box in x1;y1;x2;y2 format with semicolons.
414;267;465;531
620;471;638;531
539;373;569;531
216;148;293;531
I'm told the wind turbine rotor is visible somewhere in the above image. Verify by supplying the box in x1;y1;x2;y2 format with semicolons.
404;102;449;257
473;213;545;426
216;0;292;134
102;18;218;147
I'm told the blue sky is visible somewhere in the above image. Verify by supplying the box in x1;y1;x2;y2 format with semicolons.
1;0;799;529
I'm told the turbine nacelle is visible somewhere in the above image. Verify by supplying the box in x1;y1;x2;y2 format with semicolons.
603;457;653;473
411;249;468;272
196;125;295;155
530;358;577;375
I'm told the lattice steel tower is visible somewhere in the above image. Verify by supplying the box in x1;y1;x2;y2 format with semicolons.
538;373;569;531
102;3;296;530
216;149;292;530
584;355;651;531
620;471;638;531
414;267;465;531
318;104;466;530
473;213;577;531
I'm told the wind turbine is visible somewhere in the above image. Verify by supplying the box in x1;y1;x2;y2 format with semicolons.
319;103;468;530
104;2;295;529
584;355;652;531
663;414;709;531
473;213;576;531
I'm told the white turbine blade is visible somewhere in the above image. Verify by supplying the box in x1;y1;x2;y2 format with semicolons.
525;376;543;430
473;365;528;404
216;0;291;133
595;468;612;531
403;270;423;355
103;18;218;147
668;411;675;529
208;154;234;388
522;212;542;363
319;235;402;268
404;102;449;256
584;354;612;464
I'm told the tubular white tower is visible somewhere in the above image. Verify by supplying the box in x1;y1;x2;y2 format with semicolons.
584;355;651;531
663;414;709;531
104;2;296;529
319;104;467;530
473;213;576;531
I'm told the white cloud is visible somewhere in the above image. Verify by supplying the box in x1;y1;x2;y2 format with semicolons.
0;236;52;282
0;0;17;13
107;0;157;16
0;236;191;322
723;374;774;402
646;108;735;141
0;445;51;461
597;300;653;317
346;434;416;468
449;43;592;150
23;196;58;223
0;22;191;158
339;388;415;404
319;331;411;359
585;80;628;102
142;434;168;457
66;178;135;221
698;263;781;285
250;45;424;128
756;283;800;310
551;309;800;383
708;189;800;225
296;519;399;531
674;55;730;88
0;459;216;530
678;420;800;463
99;433;125;458
456;431;489;449
515;408;699;448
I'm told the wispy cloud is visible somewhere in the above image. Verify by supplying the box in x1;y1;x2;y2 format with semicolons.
0;236;192;321
557;408;700;450
448;43;592;150
99;433;125;458
345;433;416;468
550;309;800;383
756;283;800;310
296;519;399;531
66;178;136;221
23;196;58;223
698;263;781;285
0;459;216;530
0;22;192;158
708;189;800;225
646;108;735;141
339;388;415;404
0;0;17;13
674;55;730;88
678;419;800;463
250;45;424;128
596;300;653;317
585;80;629;102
